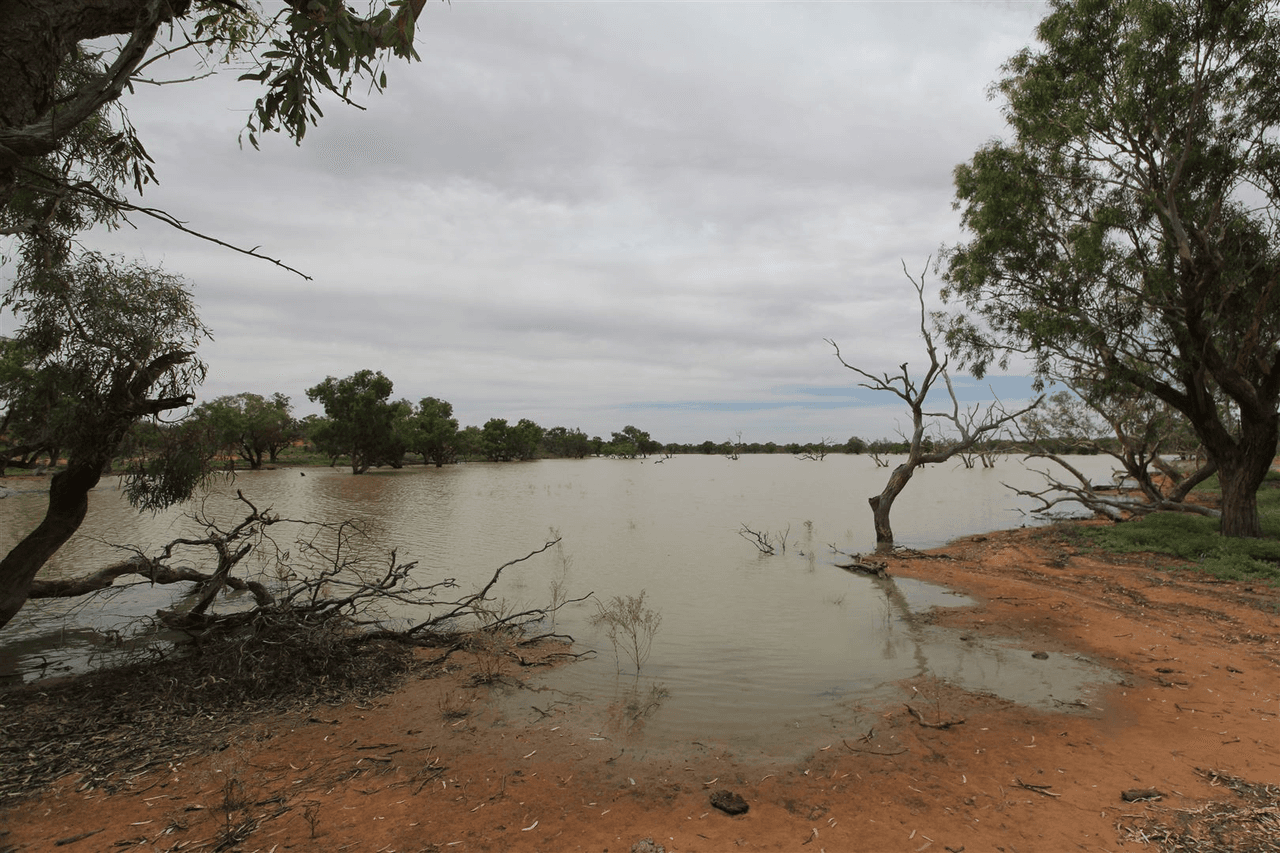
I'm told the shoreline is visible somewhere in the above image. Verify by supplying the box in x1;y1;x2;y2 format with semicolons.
3;520;1279;851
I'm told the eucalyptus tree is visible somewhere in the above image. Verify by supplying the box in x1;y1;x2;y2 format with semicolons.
195;392;294;470
542;425;592;459
411;397;459;467
480;418;512;462
609;425;660;458
1;0;437;270
943;0;1280;537
306;370;401;474
510;418;545;461
0;254;209;630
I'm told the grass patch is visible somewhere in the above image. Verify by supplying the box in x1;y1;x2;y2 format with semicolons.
1078;476;1280;582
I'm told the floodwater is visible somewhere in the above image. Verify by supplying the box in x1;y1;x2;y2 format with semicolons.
0;454;1121;759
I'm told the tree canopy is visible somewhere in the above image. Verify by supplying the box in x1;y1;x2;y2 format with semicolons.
306;370;403;474
0;253;208;629
194;392;296;469
943;0;1280;537
0;0;435;269
410;397;459;468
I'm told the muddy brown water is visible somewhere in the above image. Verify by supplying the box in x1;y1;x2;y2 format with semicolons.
0;454;1121;759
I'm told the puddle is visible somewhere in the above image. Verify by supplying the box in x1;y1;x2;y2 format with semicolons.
492;574;1119;763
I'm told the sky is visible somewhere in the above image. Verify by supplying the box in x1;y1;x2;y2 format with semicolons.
66;0;1050;445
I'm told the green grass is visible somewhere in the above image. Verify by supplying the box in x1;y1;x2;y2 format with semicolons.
1077;473;1280;582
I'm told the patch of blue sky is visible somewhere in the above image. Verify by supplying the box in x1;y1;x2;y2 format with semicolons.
783;375;1040;403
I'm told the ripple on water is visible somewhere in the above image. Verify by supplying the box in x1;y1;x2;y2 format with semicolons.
1;456;1120;744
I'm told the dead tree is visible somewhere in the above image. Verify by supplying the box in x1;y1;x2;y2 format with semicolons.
828;261;1042;546
1011;386;1219;521
27;492;587;644
795;438;832;461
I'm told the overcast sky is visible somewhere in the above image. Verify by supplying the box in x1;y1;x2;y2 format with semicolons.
71;0;1049;445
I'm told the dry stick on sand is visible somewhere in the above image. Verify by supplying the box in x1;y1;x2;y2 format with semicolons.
905;704;965;729
842;739;909;756
1013;777;1062;798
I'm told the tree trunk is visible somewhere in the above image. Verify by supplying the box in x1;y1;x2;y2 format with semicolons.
1216;442;1273;538
0;459;102;630
1219;473;1262;538
870;464;916;545
1202;410;1277;539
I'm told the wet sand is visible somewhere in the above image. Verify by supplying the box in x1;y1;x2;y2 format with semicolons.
4;522;1279;852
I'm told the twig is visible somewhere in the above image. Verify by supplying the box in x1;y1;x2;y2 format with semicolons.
1013;777;1061;797
842;739;908;756
905;704;965;729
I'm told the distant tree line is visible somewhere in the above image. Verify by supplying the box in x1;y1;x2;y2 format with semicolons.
97;368;1131;477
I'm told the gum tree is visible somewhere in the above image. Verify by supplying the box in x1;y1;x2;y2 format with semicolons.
411;397;459;467
943;0;1280;537
0;253;209;630
195;392;294;469
1;0;436;264
0;0;439;633
306;370;400;474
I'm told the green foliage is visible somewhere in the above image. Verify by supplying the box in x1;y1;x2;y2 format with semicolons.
305;370;402;474
1079;482;1280;582
123;421;220;512
480;418;511;462
1;48;159;272
454;424;483;460
541;425;593;459
410;396;459;467
2;0;432;253
605;425;661;458
476;417;543;461
1;253;208;494
942;0;1280;537
510;418;544;461
239;0;426;148
193;392;295;469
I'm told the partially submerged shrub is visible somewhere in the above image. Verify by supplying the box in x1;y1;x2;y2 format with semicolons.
591;590;662;673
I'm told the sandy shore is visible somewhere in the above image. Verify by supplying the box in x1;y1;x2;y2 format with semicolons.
3;521;1279;852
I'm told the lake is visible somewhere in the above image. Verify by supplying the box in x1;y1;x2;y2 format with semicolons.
0;454;1121;759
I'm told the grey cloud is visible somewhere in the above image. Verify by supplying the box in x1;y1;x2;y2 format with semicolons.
76;0;1049;444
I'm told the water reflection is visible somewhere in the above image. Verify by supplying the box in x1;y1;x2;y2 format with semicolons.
0;455;1120;757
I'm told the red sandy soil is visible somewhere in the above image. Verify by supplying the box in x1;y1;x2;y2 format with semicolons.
4;523;1280;853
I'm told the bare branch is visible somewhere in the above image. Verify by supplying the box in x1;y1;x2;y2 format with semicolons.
58;180;312;279
830;259;1042;544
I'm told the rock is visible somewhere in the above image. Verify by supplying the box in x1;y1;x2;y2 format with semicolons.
710;789;749;815
631;839;665;853
1121;788;1163;802
1031;650;1049;659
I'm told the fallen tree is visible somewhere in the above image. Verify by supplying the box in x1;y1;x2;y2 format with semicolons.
25;491;590;645
1011;385;1219;523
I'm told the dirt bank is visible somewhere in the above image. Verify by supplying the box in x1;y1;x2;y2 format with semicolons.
3;522;1279;852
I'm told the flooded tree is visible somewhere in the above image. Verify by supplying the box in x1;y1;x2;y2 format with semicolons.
0;254;209;632
306;370;402;474
410;397;460;467
828;261;1041;547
